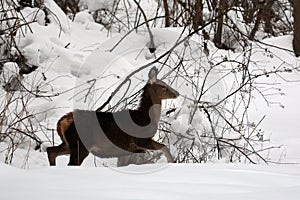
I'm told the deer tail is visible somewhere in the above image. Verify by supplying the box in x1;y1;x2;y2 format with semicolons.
57;112;74;145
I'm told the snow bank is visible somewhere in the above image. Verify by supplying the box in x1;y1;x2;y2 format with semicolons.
1;163;300;200
1;0;300;169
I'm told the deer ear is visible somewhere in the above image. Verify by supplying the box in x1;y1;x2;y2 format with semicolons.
148;67;158;84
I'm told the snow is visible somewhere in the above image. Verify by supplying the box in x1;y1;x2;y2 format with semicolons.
1;1;300;199
1;163;300;200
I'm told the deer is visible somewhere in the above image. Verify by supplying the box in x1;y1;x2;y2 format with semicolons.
46;67;179;166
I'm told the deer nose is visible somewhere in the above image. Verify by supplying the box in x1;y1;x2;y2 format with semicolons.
174;90;180;97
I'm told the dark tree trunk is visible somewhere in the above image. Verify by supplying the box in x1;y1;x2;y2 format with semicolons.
249;0;275;40
293;0;300;57
213;0;228;47
241;0;251;24
163;0;171;27
54;0;79;16
192;0;204;31
211;0;218;10
262;0;275;35
249;8;263;40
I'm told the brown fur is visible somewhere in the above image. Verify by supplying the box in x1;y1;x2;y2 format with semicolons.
57;112;73;144
46;112;74;166
47;67;179;166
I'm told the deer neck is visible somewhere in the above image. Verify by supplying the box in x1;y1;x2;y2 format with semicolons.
138;92;162;125
148;103;162;125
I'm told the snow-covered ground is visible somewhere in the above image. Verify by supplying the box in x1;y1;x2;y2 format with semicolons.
254;80;300;163
1;163;300;200
1;1;300;199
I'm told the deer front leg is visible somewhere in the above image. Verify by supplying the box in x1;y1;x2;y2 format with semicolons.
160;145;174;163
136;139;174;163
68;140;89;166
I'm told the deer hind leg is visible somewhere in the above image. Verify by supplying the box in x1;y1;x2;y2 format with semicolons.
68;140;89;166
47;143;70;166
136;140;174;163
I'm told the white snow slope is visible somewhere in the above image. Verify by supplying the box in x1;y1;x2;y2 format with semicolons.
1;163;300;200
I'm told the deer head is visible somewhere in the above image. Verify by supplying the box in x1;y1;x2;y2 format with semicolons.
147;67;179;101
